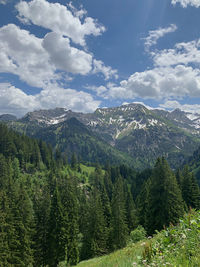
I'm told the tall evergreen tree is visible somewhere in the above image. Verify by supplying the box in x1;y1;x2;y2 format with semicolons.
146;158;184;234
125;185;138;232
136;178;151;229
182;166;200;209
59;177;79;265
0;191;10;266
110;177;128;250
33;184;51;267
47;183;69;267
81;189;108;259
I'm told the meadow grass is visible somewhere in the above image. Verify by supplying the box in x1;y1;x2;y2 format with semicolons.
74;210;200;267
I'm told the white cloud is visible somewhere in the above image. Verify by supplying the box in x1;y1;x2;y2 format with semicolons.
42;32;93;75
171;0;200;8
105;34;200;103
0;83;100;117
107;65;200;100
16;0;105;46
0;83;38;116
160;100;200;114
85;85;107;96
0;24;112;89
144;24;177;51
153;39;200;67
93;59;118;80
0;24;57;88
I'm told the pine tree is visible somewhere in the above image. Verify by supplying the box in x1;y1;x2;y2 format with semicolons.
146;158;184;234
110;177;128;250
125;185;138;232
71;152;78;170
15;182;34;266
33;184;51;267
81;189;108;259
0;191;10;266
47;182;69;267
182;166;200;209
60;177;79;265
136;178;151;229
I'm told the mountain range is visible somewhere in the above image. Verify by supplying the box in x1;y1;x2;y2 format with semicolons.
2;103;200;169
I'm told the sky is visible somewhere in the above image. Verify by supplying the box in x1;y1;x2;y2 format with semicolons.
1;0;200;117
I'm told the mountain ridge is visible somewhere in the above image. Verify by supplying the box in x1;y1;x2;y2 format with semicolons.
2;103;200;169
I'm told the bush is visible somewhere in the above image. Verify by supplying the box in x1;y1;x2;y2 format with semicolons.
130;225;146;243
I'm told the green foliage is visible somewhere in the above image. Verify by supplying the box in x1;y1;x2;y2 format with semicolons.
110;177;129;250
130;225;146;243
142;210;200;266
145;158;185;234
74;210;200;267
181;166;200;209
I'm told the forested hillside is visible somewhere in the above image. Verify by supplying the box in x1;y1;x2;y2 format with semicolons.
4;103;200;169
0;124;200;266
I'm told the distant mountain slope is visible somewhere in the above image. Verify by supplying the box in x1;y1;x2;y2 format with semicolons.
7;117;134;167
3;103;200;169
0;114;17;121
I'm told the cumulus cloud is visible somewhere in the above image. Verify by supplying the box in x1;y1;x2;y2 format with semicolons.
0;83;38;116
85;85;107;96
144;24;177;51
16;0;105;46
105;33;200;104
0;24;111;89
107;65;200;100
171;0;200;8
160;100;200;114
0;24;57;87
153;39;200;67
43;32;93;75
0;83;100;117
93;59;118;80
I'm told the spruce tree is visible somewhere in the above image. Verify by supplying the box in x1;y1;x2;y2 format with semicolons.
182;166;200;209
0;191;10;266
33;184;51;267
125;185;138;232
47;183;69;267
110;177;128;250
60;177;79;265
81;189;107;259
136;178;151;229
146;158;184;234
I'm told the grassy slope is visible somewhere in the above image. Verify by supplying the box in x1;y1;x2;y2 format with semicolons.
74;210;200;267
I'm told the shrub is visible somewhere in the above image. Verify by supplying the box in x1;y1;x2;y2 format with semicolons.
130;225;147;243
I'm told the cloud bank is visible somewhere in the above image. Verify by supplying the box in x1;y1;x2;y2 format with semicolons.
0;83;100;117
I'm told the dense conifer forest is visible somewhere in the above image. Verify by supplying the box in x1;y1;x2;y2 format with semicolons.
0;123;200;266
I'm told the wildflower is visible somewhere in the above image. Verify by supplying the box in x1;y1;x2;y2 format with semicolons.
182;233;186;239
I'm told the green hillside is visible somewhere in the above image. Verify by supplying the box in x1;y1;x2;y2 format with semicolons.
73;210;200;267
7;118;135;168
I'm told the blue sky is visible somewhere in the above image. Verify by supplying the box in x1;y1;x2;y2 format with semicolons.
1;0;200;117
